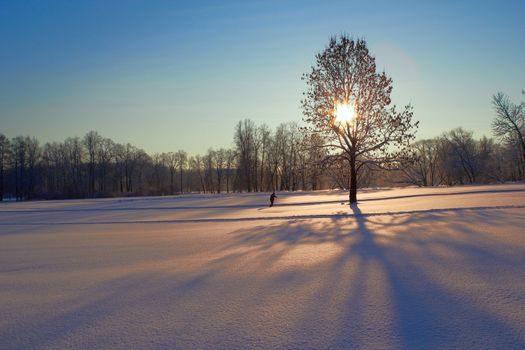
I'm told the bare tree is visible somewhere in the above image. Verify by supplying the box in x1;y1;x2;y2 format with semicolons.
234;119;257;192
302;35;418;203
41;142;63;196
224;149;237;193
123;144;142;193
214;148;226;193
64;137;85;196
0;134;11;200
25;137;40;200
97;137;114;193
175;150;187;193
272;123;302;191
11;136;26;200
492;92;525;170
113;143;126;193
402;139;441;187
190;155;206;193
203;149;215;193
164;152;178;194
83;131;102;196
256;124;271;191
476;136;498;183
151;153;167;195
133;149;150;194
444;128;478;184
10;136;41;200
301;132;327;190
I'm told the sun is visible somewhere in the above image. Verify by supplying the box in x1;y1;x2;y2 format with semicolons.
334;102;355;124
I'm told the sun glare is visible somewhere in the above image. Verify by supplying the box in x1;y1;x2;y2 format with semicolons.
334;102;355;124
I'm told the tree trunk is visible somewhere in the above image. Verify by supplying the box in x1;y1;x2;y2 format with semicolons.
349;157;357;204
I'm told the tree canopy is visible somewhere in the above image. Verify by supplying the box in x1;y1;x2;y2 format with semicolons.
302;35;418;203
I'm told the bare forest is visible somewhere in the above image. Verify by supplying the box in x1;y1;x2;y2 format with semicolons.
1;92;524;201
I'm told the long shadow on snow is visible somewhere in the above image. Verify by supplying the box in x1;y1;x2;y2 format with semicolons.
211;206;525;348
3;206;524;348
3;187;523;214
357;187;525;203
1;204;524;227
0;271;159;349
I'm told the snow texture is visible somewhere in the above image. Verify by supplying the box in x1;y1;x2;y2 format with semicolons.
1;184;525;349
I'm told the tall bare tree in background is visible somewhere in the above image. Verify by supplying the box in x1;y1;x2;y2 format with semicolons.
84;131;101;196
25;137;40;200
0;134;10;201
65;137;84;196
401;139;439;187
444;128;479;184
175;150;187;193
225;149;237;193
164;152;178;195
256;124;271;192
11;136;27;200
301;133;327;190
234;119;257;192
302;35;418;203
214;148;226;193
97;137;114;193
492;91;525;170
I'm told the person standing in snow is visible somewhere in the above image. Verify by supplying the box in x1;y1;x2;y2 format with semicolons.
269;192;277;207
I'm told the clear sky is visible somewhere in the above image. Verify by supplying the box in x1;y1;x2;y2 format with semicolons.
1;0;524;154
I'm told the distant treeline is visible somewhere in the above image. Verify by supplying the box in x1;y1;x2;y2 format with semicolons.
0;121;523;200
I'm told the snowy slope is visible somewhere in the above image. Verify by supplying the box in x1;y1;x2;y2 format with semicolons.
1;184;525;349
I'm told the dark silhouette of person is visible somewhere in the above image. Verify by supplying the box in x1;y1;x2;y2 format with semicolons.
269;192;277;207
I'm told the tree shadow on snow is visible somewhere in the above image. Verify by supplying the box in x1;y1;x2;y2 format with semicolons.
209;204;525;348
2;203;525;349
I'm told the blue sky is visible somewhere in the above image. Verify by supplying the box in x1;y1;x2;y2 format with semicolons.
1;0;524;154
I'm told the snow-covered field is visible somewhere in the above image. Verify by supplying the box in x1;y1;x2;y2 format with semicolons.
1;184;525;349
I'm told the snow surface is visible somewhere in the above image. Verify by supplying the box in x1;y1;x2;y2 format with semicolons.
1;184;525;349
